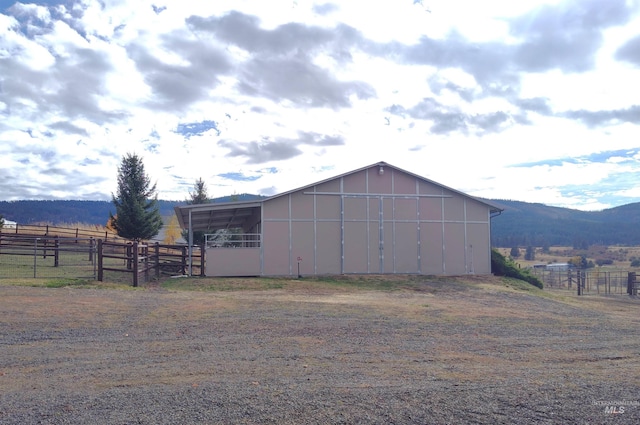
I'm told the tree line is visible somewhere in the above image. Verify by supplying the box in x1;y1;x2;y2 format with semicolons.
490;199;640;247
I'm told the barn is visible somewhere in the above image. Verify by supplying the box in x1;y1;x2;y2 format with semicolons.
174;162;502;277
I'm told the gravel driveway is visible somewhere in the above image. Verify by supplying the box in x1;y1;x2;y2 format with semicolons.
1;277;639;424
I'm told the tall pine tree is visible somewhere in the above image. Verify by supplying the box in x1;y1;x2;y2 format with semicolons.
182;177;210;245
110;153;163;241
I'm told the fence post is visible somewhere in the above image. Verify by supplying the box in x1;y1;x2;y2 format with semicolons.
200;242;205;277
127;243;133;270
33;238;38;279
628;272;635;296
143;244;149;283
154;242;160;280
132;241;139;287
54;236;59;267
97;239;104;281
577;270;582;296
89;237;94;263
181;246;187;275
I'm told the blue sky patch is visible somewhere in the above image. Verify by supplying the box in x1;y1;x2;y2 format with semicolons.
512;148;640;168
219;172;261;182
176;120;220;138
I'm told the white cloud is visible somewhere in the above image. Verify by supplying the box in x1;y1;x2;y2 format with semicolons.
0;0;640;211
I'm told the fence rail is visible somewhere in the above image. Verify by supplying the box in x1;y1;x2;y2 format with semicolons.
96;241;204;286
0;223;122;242
0;232;204;285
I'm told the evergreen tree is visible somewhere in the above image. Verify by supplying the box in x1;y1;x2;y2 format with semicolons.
109;153;163;241
524;246;535;261
509;246;520;258
0;214;4;229
182;177;210;245
189;178;209;204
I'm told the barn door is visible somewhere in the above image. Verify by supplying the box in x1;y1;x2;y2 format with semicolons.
380;197;395;273
342;196;393;274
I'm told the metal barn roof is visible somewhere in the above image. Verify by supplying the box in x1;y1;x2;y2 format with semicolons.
174;161;503;234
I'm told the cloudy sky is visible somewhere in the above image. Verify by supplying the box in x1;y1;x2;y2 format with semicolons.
1;0;640;210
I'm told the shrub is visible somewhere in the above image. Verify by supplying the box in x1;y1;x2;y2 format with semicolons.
491;249;544;289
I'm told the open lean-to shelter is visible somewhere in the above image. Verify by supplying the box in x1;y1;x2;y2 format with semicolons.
174;162;503;277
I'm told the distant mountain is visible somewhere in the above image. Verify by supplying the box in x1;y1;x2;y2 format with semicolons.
0;194;265;226
3;196;640;247
488;199;640;247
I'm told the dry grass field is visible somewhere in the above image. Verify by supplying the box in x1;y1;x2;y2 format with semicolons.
1;275;639;424
498;245;640;270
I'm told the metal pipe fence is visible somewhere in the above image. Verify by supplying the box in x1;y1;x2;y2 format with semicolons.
0;235;98;279
531;268;638;295
0;232;205;285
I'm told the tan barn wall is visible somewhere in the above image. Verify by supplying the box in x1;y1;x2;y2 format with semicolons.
260;166;494;276
206;248;260;277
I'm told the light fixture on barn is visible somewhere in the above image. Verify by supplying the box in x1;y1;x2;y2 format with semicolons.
378;165;384;175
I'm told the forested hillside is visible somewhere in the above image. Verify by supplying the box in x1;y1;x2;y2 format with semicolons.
489;199;640;247
0;194;262;226
3;197;640;247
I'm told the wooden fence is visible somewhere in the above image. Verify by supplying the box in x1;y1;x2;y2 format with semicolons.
0;223;122;242
97;240;204;286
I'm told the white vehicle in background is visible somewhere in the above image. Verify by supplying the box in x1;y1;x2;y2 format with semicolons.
2;219;17;229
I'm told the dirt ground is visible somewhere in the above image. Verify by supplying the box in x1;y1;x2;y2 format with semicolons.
1;276;639;424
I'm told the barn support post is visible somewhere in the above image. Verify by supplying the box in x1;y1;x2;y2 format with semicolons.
97;239;104;281
188;209;193;276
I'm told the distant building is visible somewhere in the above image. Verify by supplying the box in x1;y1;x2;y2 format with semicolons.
546;263;570;271
2;219;17;229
